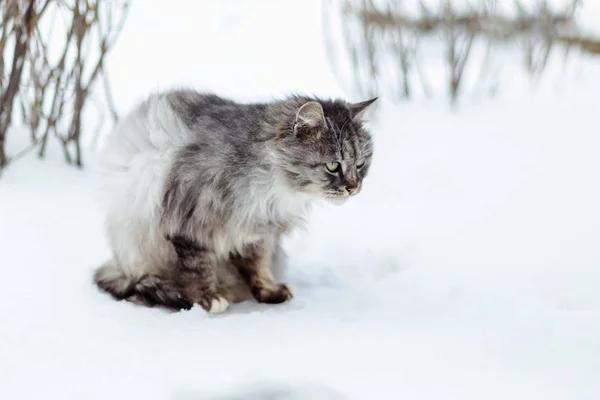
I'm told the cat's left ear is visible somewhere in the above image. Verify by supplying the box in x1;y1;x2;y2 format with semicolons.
349;97;378;120
294;101;325;139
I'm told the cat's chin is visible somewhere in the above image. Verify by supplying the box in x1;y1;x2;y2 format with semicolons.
326;196;349;206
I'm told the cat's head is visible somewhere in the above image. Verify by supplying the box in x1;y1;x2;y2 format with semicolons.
272;96;377;204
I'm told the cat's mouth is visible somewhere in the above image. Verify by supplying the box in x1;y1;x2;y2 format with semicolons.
321;190;352;205
314;184;362;204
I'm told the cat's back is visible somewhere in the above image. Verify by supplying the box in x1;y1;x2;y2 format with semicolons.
96;89;255;211
166;89;265;143
98;89;235;174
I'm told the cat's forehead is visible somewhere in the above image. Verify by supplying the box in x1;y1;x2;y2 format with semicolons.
325;115;363;136
321;101;352;121
318;118;371;159
322;103;369;133
322;111;370;144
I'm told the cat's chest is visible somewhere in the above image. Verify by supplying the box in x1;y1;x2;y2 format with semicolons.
212;195;308;256
211;220;289;257
244;183;309;224
240;202;304;238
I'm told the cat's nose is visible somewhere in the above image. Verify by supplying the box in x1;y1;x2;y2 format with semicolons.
346;185;357;194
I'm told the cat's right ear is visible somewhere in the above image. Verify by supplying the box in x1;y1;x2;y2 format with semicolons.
349;97;378;120
293;101;325;139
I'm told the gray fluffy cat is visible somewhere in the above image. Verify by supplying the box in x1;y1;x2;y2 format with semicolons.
94;89;376;313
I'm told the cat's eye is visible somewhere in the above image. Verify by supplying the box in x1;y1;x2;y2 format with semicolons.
357;160;366;169
325;162;340;172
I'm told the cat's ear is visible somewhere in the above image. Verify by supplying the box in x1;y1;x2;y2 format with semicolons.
349;97;378;120
294;101;325;138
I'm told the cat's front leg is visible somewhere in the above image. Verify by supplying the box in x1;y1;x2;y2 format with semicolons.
169;236;229;314
230;242;294;304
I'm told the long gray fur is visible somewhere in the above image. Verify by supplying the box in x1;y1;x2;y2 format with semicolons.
94;88;376;313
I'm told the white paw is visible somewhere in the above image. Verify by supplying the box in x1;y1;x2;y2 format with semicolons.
287;284;296;297
208;296;230;314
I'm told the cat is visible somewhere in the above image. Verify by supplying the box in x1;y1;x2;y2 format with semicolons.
93;88;376;313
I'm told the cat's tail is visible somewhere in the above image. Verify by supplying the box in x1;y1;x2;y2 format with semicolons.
93;261;192;311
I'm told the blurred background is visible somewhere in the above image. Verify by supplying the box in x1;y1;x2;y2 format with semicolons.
1;0;599;169
1;1;600;399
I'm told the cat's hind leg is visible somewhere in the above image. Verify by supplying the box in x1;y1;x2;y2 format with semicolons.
93;260;192;311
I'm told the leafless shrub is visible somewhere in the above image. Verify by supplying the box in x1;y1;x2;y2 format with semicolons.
0;0;40;168
323;0;600;106
0;0;130;173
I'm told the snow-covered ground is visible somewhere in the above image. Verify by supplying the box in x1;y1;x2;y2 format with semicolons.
1;1;600;399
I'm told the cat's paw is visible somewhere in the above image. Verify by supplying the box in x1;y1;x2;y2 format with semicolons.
198;295;230;314
253;283;294;304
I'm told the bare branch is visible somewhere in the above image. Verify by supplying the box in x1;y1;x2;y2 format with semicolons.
0;0;37;168
1;0;130;171
324;0;596;106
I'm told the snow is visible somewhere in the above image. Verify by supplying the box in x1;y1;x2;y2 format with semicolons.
1;1;600;399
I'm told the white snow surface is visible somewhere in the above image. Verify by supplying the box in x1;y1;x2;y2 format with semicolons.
1;1;600;399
